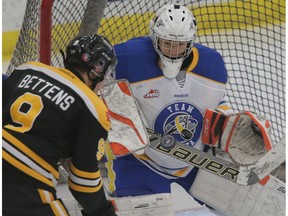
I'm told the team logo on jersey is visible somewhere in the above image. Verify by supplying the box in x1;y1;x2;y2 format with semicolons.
144;89;160;98
154;102;203;146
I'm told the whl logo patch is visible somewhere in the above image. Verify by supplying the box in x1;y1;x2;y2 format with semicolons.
144;89;160;98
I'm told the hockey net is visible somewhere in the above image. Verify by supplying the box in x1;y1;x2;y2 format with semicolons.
6;0;285;147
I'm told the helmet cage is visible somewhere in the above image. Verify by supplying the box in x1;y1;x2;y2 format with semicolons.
155;37;194;60
87;49;115;84
149;4;197;78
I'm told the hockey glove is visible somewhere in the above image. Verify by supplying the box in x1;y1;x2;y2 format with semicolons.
202;109;272;165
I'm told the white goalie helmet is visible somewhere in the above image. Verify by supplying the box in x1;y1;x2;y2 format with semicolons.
149;4;197;78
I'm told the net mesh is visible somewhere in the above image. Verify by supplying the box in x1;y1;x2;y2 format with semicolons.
6;0;285;144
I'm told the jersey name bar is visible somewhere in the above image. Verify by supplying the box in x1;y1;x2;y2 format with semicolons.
18;74;75;111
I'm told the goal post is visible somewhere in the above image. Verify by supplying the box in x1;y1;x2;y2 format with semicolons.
39;0;53;65
5;0;285;145
6;0;108;73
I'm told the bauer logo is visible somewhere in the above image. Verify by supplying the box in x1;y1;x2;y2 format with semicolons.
154;102;203;146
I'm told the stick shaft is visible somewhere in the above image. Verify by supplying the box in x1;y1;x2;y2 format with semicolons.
147;128;285;186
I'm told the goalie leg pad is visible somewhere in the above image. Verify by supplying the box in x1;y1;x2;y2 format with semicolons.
109;193;175;216
189;168;285;216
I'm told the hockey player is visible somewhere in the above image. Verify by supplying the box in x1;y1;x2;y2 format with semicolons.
106;2;228;197
104;4;285;216
2;34;117;216
104;3;228;213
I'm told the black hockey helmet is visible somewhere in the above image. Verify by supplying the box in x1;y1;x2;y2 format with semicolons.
63;34;116;88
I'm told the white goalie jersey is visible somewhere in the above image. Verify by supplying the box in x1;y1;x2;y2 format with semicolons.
128;71;228;178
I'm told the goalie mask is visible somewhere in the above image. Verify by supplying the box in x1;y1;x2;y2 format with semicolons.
149;4;197;79
63;34;117;89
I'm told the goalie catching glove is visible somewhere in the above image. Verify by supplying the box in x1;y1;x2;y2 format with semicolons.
202;109;272;165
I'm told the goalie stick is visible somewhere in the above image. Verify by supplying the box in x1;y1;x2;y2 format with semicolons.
146;128;285;186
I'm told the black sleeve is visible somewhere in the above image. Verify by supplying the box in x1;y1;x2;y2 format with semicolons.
68;108;115;216
2;71;23;108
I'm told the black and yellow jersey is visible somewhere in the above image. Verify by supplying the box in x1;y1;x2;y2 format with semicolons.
2;62;111;214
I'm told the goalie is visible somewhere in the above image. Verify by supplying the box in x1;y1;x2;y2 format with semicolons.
103;80;285;216
102;4;285;216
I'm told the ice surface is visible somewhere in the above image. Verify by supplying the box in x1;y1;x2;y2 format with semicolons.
56;180;218;216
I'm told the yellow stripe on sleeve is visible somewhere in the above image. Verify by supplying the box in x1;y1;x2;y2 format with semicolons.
3;150;54;187
2;129;59;179
69;162;101;179
68;179;103;193
38;189;54;203
49;200;69;216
